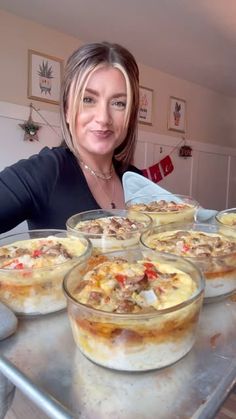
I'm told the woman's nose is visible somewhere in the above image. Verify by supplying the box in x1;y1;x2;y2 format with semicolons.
95;102;112;126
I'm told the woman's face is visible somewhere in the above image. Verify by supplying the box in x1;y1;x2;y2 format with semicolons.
74;66;128;158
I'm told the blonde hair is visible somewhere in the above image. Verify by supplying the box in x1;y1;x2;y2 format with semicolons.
60;42;139;171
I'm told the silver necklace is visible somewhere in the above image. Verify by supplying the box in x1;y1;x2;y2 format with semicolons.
79;159;113;180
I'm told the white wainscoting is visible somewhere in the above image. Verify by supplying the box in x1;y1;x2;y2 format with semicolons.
135;131;236;211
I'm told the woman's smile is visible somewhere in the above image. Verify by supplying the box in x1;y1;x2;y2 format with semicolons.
91;129;114;139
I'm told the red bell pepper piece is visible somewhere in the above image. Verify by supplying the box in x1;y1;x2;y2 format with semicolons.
115;274;127;286
32;249;42;258
15;263;24;269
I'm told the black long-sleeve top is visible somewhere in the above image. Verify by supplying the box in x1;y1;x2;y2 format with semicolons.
0;146;141;233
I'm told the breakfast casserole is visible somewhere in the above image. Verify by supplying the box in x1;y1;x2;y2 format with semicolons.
67;210;152;253
126;196;198;226
64;252;203;371
0;235;89;315
142;228;236;299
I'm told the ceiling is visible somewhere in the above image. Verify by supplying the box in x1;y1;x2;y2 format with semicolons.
1;0;236;97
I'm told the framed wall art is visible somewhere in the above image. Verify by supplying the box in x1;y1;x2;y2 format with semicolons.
138;86;153;125
168;96;186;133
28;50;63;105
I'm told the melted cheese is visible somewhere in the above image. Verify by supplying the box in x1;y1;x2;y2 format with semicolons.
129;201;193;213
73;258;197;312
72;216;148;252
128;201;196;226
0;236;86;270
144;230;236;257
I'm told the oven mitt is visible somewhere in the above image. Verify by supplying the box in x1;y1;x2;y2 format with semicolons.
122;172;218;222
0;302;18;341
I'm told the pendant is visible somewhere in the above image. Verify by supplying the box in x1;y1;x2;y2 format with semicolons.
111;202;116;209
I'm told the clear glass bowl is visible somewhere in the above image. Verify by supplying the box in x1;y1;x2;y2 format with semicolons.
140;222;236;302
215;208;236;228
63;247;204;371
66;209;152;253
0;229;92;316
125;194;199;226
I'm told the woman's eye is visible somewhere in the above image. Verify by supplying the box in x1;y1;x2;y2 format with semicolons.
82;96;94;104
112;100;126;109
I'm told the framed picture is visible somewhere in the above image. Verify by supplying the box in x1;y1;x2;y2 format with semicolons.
168;96;186;133
138;86;153;125
28;50;63;105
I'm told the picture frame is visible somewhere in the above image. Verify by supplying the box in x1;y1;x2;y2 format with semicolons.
28;50;63;105
168;96;186;133
138;86;153;125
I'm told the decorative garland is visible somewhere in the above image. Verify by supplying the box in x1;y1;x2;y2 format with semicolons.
141;137;192;183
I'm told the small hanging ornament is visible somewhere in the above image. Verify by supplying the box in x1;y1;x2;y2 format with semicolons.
179;144;192;158
179;137;192;158
19;103;41;142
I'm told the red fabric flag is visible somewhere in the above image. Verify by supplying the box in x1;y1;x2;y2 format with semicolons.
149;163;163;183
160;155;174;177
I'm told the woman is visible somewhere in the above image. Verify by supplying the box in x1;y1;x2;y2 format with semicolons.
0;41;141;416
0;41;141;234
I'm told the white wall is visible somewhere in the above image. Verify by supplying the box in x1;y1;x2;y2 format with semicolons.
1;9;236;148
0;102;61;168
138;63;236;148
0;102;61;237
